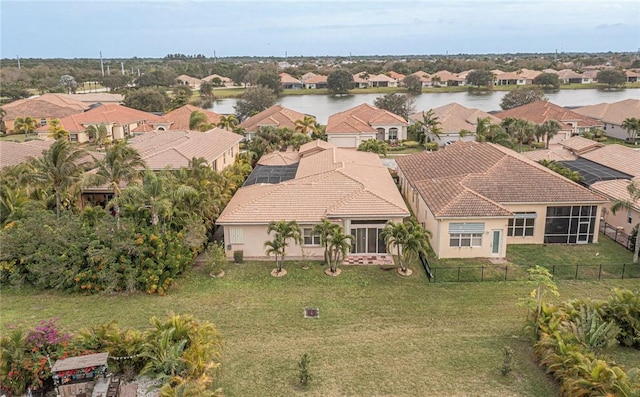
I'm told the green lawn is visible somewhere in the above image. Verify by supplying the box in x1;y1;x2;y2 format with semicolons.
2;255;638;396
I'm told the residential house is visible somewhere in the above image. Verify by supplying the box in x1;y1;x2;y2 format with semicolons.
431;70;464;86
326;103;409;148
352;73;370;88
2;93;89;132
494;71;527;86
202;74;233;87
61;93;124;105
494;101;603;142
279;73;303;90
301;73;328;89
592;179;639;237
176;74;202;90
556;69;591;84
410;71;432;87
387;71;406;86
238;105;310;140
82;128;242;206
163;104;222;131
0;140;53;168
368;74;398;88
574;99;640;141
396;142;606;259
625;70;640;83
408;103;501;146
216;140;410;260
35;104;173;143
517;69;543;84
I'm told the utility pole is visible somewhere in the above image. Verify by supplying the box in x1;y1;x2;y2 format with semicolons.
17;55;20;69
107;65;110;75
121;62;125;76
100;51;105;76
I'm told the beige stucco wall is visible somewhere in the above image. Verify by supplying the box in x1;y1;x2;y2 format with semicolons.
212;142;240;172
602;202;639;236
435;218;508;259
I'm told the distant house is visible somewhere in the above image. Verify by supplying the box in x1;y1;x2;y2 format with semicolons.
431;70;464;86
237;105;310;140
367;74;398;88
625;70;640;83
163;104;222;131
352;73;369;88
396;142;606;259
494;71;527;86
554;69;591;84
279;73;303;90
410;71;432;87
387;71;406;85
326;103;409;148
61;93;124;105
408;103;501;146
35;104;172;143
202;74;233;87
2;93;89;132
176;74;202;89
217;140;409;260
301;73;328;89
494;101;603;142
574;99;640;141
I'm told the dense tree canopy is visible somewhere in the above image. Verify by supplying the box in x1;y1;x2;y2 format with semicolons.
327;70;353;94
533;72;560;89
402;75;422;95
234;86;276;121
596;69;627;89
499;86;546;110
124;88;169;113
465;69;494;88
373;93;413;120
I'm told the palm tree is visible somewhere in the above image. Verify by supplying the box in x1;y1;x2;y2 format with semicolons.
265;220;302;274
538;119;562;149
295;115;318;136
504;118;535;152
48;118;69;140
611;181;640;263
0;186;30;227
189;111;214;131
13;116;37;138
326;228;353;274
85;124;109;147
217;114;239;131
312;219;340;266
621;117;640;143
87;141;146;229
0;107;7;134
416;109;442;144
381;219;431;274
29;138;89;219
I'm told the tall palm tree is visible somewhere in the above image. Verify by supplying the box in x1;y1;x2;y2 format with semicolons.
539;119;562;149
88;141;146;229
621;117;640;143
504;118;535;152
85;124;109;147
611;181;640;263
13;116;37;138
326;228;354;274
265;220;302;274
29;138;89;219
189;111;214;131
294;115;318;136
416;109;442;144
217;114;239;131
48;118;69;140
312;219;340;265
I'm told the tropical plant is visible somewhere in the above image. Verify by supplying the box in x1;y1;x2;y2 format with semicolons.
13;116;38;137
358;139;389;156
312;219;340;266
503;118;535;152
415;109;442;144
538;119;562;148
189;111;214;131
621;117;640;142
499;86;546;110
327;69;354;94
611;180;640;263
85;124;109;147
28;138;89;219
381;219;431;274
48;118;69;140
264;220;302;274
217;114;239;131
326;227;353;274
87;141;146;229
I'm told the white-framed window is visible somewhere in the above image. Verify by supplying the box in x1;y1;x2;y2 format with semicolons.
229;227;244;244
449;223;484;247
69;134;78;142
508;212;536;237
40;118;47;126
389;127;398;141
303;228;321;246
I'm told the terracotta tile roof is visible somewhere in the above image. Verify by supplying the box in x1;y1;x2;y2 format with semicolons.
396;142;606;218
238;105;308;132
217;145;409;224
61;93;123;104
579;144;640;177
557;69;585;79
517;69;543;80
176;74;202;85
411;71;430;78
163;105;222;130
352;73;369;84
202;74;232;83
257;151;301;166
432;70;463;82
127;128;242;170
590;179;640;211
326;103;408;135
279;73;302;84
559;136;604;154
368;74;396;82
409;103;501;134
299;139;335;157
0;140;53;168
3;93;88;121
132;123;155;133
34;104;170;133
494;71;523;80
301;72;317;81
520;147;577;162
574;99;640;126
494;101;603;128
387;71;406;80
303;74;328;84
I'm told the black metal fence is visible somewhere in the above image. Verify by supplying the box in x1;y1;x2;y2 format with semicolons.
426;263;640;283
600;221;633;250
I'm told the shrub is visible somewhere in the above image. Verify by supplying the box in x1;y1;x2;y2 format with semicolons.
403;140;420;148
426;142;439;151
233;250;244;264
205;242;227;275
298;352;312;388
530;142;546;149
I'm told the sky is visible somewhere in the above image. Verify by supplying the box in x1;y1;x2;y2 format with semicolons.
1;0;639;59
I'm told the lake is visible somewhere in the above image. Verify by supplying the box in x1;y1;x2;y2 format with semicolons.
209;88;640;124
